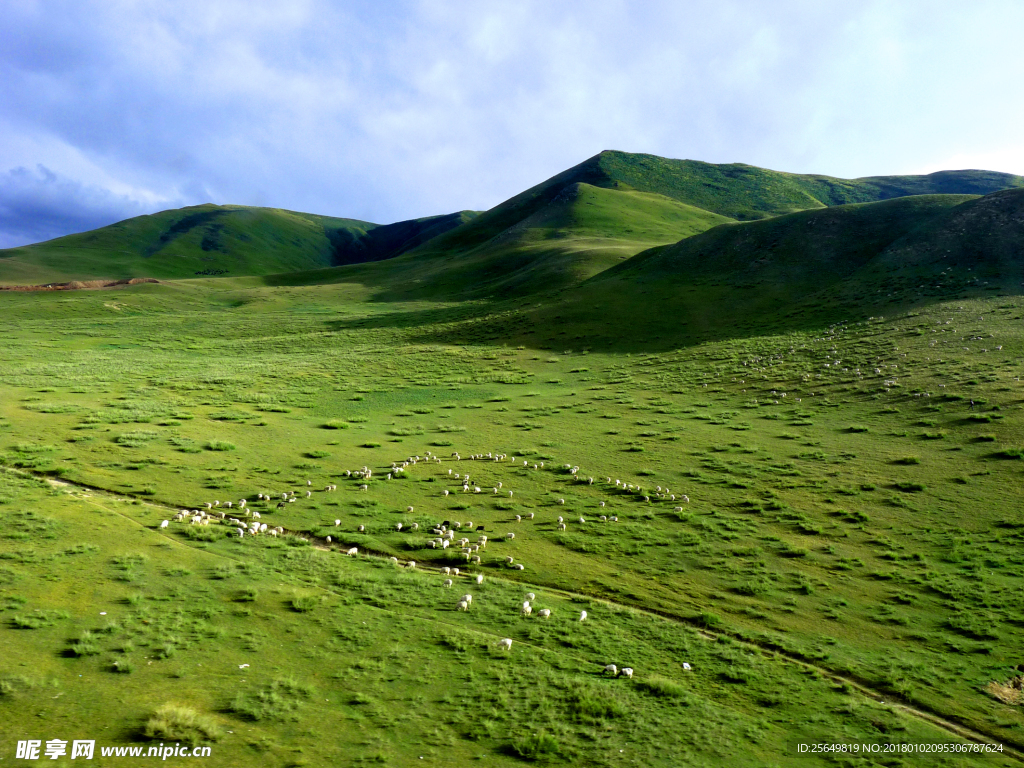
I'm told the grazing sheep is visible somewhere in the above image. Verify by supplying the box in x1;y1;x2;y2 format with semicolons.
578;517;586;524
538;608;551;619
604;664;618;676
407;506;414;512
346;547;358;556
522;602;532;616
160;520;169;529
557;516;563;524
443;579;453;588
396;523;403;531
579;610;587;622
498;637;512;650
505;556;514;564
515;515;521;522
407;561;416;569
428;540;437;548
335;519;341;526
513;564;525;570
475;574;484;584
237;528;245;538
359;484;368;491
682;663;692;671
457;600;469;612
452;568;460;576
599;501;605;507
619;667;633;679
443;490;450;497
558;498;565;505
610;516;618;522
506;532;515;540
460;594;473;604
326;535;332;543
358;525;365;532
557;523;566;531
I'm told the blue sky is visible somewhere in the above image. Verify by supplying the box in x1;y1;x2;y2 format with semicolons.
1;0;1023;247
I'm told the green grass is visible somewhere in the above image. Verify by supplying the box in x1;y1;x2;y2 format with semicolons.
0;156;1024;765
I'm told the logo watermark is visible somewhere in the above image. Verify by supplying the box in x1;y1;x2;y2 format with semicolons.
15;739;211;760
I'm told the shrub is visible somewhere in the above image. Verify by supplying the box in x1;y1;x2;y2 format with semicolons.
204;440;235;451
636;675;688;699
305;450;330;459
67;631;100;657
112;657;133;674
322;420;349;429
894;482;926;492
847;425;870;433
894;456;920;465
510;731;562;760
143;704;221;744
291;595;320;613
230;678;314;721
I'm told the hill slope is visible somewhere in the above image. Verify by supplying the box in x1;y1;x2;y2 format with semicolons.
0;205;478;284
504;189;1024;348
346;151;1024;300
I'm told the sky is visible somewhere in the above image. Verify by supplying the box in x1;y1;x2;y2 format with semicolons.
2;0;1023;248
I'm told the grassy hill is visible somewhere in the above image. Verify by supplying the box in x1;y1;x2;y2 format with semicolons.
499;189;1024;350
329;151;1024;301
0;205;478;284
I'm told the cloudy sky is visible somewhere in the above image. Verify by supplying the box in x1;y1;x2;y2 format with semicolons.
1;0;1022;248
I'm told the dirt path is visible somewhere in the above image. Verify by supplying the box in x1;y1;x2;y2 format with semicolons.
10;467;1023;761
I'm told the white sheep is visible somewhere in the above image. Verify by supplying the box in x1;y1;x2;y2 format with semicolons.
407;561;416;569
395;523;403;531
407;506;414;512
557;523;566;530
505;556;514;564
498;637;512;650
604;664;618;676
526;592;535;600
452;568;460;576
443;579;453;588
538;608;551;619
460;594;472;604
522;602;532;616
578;517;586;524
457;600;469;612
326;535;332;543
682;662;692;671
442;566;451;575
358;524;365;532
579;610;587;622
160;520;169;529
557;516;563;524
346;547;358;556
335;519;341;526
619;667;633;679
475;574;484;584
513;564;524;570
506;532;515;540
515;515;521;522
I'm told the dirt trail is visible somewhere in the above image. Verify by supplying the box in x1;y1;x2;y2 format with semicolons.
10;467;1023;761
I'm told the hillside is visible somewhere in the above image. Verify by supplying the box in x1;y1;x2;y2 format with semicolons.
0;205;477;284
340;151;1024;300
492;189;1024;350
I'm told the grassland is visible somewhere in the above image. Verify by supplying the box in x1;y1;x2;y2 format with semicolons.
1;273;1023;766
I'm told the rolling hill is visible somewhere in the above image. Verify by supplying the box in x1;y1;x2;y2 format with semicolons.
0;205;478;284
504;188;1024;349
337;151;1024;300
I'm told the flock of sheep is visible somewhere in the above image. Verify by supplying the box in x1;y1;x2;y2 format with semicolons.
159;447;696;679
